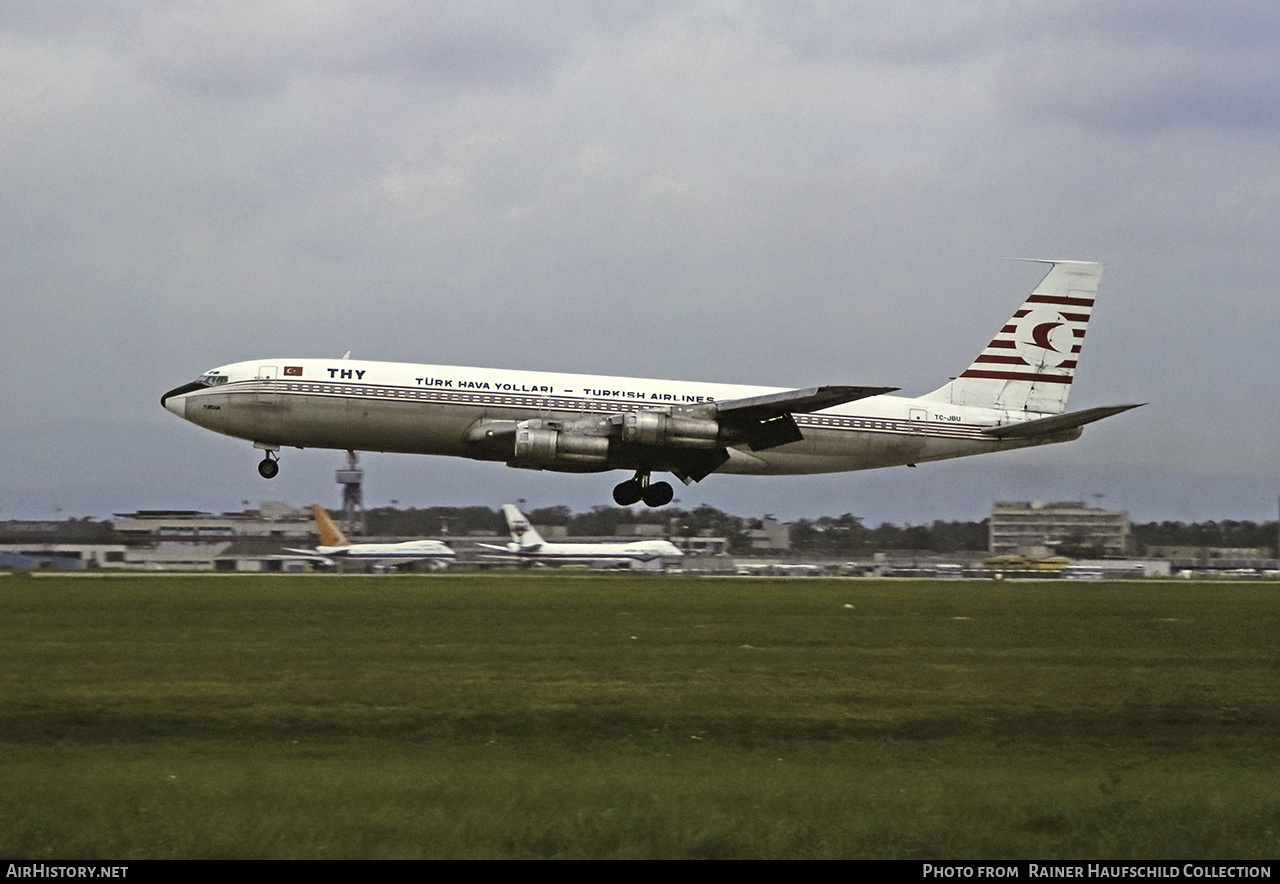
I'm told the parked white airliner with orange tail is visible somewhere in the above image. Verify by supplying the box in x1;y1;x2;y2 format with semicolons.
162;260;1140;507
284;504;455;568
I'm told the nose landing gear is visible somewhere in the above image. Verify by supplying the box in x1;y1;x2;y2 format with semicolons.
612;471;674;508
257;450;279;479
254;442;281;479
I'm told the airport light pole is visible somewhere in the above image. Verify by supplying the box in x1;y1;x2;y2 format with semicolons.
336;450;365;537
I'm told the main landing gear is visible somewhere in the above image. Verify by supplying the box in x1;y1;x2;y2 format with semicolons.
612;471;674;508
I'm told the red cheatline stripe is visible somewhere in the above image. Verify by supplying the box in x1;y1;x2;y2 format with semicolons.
1027;294;1094;307
960;369;1073;383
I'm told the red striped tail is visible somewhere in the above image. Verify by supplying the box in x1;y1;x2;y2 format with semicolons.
923;261;1103;414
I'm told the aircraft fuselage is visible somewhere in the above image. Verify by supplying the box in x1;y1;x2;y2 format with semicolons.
163;358;1075;477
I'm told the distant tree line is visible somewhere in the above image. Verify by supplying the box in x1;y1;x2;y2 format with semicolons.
1129;520;1278;556
363;506;506;538
789;515;989;554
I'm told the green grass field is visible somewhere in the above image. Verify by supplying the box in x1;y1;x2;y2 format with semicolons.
1;573;1277;859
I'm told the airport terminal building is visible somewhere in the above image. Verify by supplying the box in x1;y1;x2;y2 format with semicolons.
989;500;1130;557
0;504;317;571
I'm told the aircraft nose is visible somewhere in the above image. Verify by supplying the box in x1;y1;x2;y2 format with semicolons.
161;381;205;418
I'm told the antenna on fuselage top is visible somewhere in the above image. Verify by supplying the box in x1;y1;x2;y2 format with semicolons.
342;351;351;360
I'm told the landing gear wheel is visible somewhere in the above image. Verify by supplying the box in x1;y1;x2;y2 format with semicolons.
258;455;279;479
612;478;644;506
642;481;674;508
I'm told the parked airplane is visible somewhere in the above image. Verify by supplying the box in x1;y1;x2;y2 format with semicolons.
477;504;683;566
285;504;456;569
162;260;1140;507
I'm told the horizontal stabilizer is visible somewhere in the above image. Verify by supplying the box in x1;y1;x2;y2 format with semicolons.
982;404;1143;439
715;385;896;421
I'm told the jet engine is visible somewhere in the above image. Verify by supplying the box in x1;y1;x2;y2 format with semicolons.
512;419;610;466
616;411;720;448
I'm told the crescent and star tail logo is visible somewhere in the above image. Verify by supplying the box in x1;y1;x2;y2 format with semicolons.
1013;308;1079;370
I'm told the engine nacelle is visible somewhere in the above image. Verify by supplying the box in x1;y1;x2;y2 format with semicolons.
512;420;610;465
619;411;720;448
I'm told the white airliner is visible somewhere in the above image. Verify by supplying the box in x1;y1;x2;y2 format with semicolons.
477;504;683;566
162;260;1140;507
285;504;456;569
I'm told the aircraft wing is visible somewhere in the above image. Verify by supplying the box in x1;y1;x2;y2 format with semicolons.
713;385;896;421
476;542;530;555
713;385;897;452
283;547;327;558
279;548;336;566
462;384;898;481
982;404;1144;439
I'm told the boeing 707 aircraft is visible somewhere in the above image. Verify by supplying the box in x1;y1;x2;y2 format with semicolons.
284;504;456;569
477;504;682;567
162;260;1140;507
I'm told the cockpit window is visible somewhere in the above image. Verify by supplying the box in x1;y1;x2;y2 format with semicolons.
197;373;229;386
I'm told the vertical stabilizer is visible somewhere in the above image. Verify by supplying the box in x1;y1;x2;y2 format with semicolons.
310;504;351;548
924;260;1103;414
502;505;546;550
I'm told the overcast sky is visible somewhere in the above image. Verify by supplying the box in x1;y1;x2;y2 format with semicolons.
3;1;1279;525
